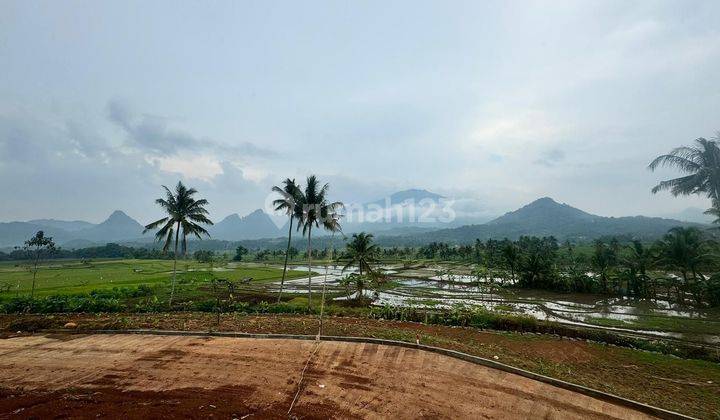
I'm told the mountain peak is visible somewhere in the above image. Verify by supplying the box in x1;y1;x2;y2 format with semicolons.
210;209;280;240
246;209;266;217
107;210;132;221
489;197;597;226
390;189;444;201
365;189;444;208
220;213;241;223
100;210;142;227
530;197;557;205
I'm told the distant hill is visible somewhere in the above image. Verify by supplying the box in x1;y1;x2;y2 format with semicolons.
0;222;74;247
0;211;145;248
377;197;707;245
209;209;281;240
61;239;100;250
74;210;145;242
342;189;453;234
488;197;597;226
28;219;96;232
364;189;444;208
659;207;715;224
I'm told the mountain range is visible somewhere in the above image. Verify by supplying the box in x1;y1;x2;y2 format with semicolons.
383;197;706;245
0;210;147;248
0;192;710;249
209;209;283;240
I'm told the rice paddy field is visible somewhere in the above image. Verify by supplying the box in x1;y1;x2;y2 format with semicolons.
0;259;305;298
268;262;720;345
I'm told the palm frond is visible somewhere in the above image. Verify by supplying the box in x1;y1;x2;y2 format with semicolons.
144;217;169;233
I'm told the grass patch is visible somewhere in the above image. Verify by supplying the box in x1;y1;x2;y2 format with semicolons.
585;315;720;335
0;259;306;300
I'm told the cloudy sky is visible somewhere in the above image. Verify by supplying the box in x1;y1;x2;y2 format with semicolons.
1;0;719;223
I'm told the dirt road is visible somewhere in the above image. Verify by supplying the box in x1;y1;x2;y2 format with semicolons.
0;333;654;419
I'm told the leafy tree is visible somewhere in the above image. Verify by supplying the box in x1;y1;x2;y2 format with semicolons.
295;175;343;307
342;232;379;276
194;250;215;263
272;178;302;303
143;181;213;306
24;231;56;299
233;245;249;261
288;246;299;259
516;236;558;289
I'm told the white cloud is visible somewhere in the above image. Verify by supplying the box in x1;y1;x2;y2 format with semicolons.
466;110;567;158
152;154;224;181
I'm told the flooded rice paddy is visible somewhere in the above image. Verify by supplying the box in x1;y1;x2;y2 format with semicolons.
257;264;720;345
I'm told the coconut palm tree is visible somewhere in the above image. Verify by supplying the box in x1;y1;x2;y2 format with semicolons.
295;175;343;308
621;241;654;298
591;239;617;293
342;232;379;276
500;240;520;284
272;178;302;303
704;205;720;226
655;227;711;305
649;136;720;211
144;181;213;306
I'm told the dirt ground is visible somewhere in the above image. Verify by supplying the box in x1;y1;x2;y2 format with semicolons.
0;333;657;419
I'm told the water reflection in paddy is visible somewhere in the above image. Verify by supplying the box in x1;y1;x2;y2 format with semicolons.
265;265;720;344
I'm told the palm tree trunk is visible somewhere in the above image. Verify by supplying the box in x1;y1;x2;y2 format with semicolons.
307;225;312;308
277;217;293;303
169;222;180;307
318;232;335;337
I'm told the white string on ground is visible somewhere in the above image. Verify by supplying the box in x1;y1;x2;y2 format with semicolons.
286;339;320;417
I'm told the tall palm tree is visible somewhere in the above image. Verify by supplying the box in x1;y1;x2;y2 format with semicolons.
272;178;302;303
295;175;343;308
144;181;213;306
342;232;379;276
649;136;720;209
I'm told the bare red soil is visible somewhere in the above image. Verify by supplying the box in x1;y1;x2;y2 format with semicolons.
0;333;655;419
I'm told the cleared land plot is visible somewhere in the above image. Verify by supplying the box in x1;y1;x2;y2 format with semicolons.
0;333;654;419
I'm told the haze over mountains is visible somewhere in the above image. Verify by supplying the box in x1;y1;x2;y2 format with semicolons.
387;197;705;245
0;191;709;249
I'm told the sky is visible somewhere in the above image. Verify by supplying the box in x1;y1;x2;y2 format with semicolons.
1;0;719;224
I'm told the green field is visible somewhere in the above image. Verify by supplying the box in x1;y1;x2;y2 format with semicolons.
0;259;305;299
